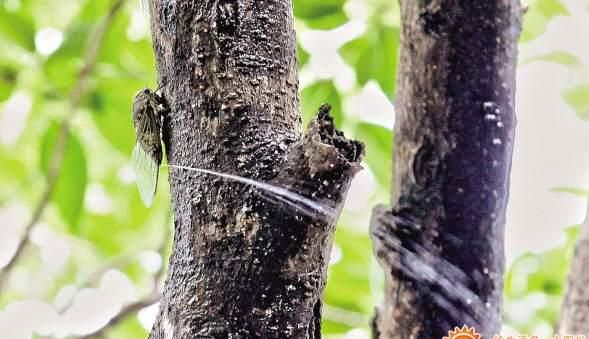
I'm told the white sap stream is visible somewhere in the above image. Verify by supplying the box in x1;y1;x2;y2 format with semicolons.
165;165;489;326
165;164;337;221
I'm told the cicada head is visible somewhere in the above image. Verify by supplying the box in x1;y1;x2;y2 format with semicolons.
132;88;156;131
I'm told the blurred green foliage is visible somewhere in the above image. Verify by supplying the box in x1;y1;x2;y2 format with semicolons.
521;0;569;42
40;122;88;231
504;226;579;334
0;0;584;338
563;84;589;121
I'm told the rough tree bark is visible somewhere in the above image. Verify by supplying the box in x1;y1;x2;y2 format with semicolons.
370;1;522;338
147;1;363;338
558;204;589;335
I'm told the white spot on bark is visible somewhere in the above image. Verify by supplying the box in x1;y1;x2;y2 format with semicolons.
483;101;495;109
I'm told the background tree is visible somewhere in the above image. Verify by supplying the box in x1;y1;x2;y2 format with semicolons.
370;1;522;338
559;205;589;334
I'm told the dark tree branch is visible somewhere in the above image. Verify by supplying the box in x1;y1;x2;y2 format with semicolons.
370;1;522;338
147;1;364;338
0;0;127;293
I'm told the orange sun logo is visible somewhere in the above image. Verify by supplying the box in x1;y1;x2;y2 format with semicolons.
443;325;481;339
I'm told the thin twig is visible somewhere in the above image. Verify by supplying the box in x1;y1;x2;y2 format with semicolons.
56;251;146;314
58;211;172;313
71;211;171;339
0;0;128;293
78;292;161;339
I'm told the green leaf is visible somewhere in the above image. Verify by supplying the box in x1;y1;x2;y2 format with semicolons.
81;184;166;256
301;80;343;127
97;14;156;83
523;50;580;66
354;123;393;188
0;147;27;200
0;7;35;51
109;315;149;339
521;0;569;42
562;84;589;121
89;78;143;154
340;25;399;97
0;64;18;101
323;227;373;333
99;16;131;64
504;226;578;331
40;122;88;232
297;43;310;68
294;0;348;30
536;0;569;17
551;186;589;197
44;23;91;93
78;0;114;22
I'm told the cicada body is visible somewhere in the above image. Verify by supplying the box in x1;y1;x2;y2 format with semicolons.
131;87;167;207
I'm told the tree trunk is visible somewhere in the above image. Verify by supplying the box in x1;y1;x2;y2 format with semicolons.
147;1;363;339
558;204;589;335
370;1;522;338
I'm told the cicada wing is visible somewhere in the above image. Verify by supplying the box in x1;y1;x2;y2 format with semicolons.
140;0;149;15
132;143;159;207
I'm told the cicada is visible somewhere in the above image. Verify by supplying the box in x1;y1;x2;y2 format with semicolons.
131;86;167;207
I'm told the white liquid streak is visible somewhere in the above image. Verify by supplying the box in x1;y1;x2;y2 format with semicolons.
165;164;336;221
